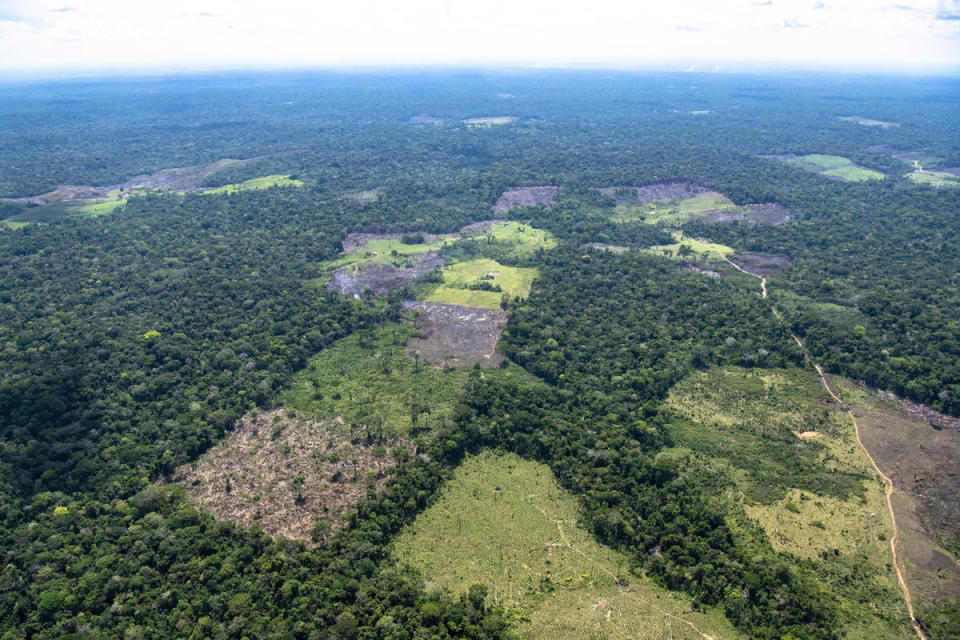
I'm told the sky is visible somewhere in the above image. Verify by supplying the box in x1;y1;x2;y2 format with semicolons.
0;0;958;75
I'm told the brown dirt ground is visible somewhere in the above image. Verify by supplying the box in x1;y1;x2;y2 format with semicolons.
839;380;960;602
599;181;709;206
732;253;792;276
168;409;412;545
402;300;507;368
493;186;560;214
327;253;444;297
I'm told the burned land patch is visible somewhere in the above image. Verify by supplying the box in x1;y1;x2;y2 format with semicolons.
340;231;442;253
742;203;792;225
169;409;411;545
839;380;960;601
403;300;506;368
493;186;560;214
733;253;792;276
327;253;444;297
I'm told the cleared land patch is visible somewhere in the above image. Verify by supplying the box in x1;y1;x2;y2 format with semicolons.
772;154;885;182
403;300;507;368
645;231;735;260
464;116;517;127
169;409;409;544
340;187;382;204
198;174;302;195
602;183;790;225
493;187;560;214
835;380;960;605
907;171;960;187
838;116;900;128
284;323;475;436
424;258;537;309
327;253;445;298
599;181;709;206
665;367;913;638
392;450;740;640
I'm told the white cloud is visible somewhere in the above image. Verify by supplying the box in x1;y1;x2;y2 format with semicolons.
0;0;957;73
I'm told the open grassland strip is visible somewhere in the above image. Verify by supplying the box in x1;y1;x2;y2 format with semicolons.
725;250;927;640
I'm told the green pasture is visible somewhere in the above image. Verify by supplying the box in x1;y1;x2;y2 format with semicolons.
199;174;303;195
425;259;537;309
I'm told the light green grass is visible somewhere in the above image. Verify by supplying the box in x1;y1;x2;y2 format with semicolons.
425;259;537;309
0;220;32;229
665;367;912;639
822;165;885;182
464;116;517;127
393;450;740;640
612;192;742;226
907;171;959;187
645;231;735;259
482;221;557;253
785;154;851;170
199;174;303;195
322;235;458;271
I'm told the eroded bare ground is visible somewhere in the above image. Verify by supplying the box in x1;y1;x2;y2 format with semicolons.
402;300;506;368
731;252;792;276
599;181;709;205
493;186;560;214
168;409;411;545
327;253;444;297
838;379;960;602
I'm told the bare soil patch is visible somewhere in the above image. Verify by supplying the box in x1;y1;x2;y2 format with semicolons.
458;219;504;235
732;253;792;276
327;253;444;297
109;158;254;192
599;181;709;206
402;300;506;368
742;203;792;225
169;409;411;544
792;430;823;439
840;380;960;601
8;184;111;205
407;115;442;125
493;186;560;214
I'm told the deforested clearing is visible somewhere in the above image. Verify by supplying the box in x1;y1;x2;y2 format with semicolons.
493;186;560;213
403;300;507;368
169;409;411;544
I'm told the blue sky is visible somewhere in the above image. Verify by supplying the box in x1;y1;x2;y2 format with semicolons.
1;0;958;74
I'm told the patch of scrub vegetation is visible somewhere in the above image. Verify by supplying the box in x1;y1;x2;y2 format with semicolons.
778;154;885;182
169;409;410;544
392;450;740;640
198;174;303;195
424;258;538;309
324;233;457;271
645;231;735;260
284;322;472;437
666;367;913;639
907;170;960;187
2;198;125;224
612;191;744;225
482;221;557;253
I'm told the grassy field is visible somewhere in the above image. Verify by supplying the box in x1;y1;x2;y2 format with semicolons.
907;170;960;187
392;450;740;640
822;165;885;181
199;174;303;194
425;259;537;309
645;231;735;259
665;367;912;638
483;221;557;253
284;321;534;436
612;192;743;225
322;235;458;271
785;154;852;170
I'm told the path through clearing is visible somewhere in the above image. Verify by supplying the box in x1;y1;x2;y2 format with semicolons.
529;500;718;640
730;256;927;640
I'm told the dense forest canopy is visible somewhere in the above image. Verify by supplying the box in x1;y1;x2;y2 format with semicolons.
0;70;958;639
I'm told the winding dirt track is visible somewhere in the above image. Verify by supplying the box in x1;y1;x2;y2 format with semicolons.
723;257;928;640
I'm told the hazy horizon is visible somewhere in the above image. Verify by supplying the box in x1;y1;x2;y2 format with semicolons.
1;0;959;78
